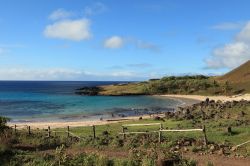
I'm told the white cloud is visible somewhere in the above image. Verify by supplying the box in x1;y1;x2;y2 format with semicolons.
109;71;137;77
84;2;107;16
0;67;150;81
205;21;250;69
211;22;244;30
104;36;124;49
0;68;86;80
44;19;91;41
103;36;160;51
205;42;250;69
49;9;74;20
236;22;250;42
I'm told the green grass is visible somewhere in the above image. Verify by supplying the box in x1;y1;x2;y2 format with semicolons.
93;75;245;96
2;100;250;165
44;118;250;148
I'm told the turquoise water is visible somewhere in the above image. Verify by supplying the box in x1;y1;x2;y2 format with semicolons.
0;81;181;122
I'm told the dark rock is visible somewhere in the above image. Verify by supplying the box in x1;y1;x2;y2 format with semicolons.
75;86;101;96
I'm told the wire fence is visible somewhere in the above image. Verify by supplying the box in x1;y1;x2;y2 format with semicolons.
9;123;250;148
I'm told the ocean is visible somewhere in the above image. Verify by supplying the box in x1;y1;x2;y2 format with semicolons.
0;81;182;123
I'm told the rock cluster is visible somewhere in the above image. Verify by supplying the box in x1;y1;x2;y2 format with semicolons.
166;99;250;123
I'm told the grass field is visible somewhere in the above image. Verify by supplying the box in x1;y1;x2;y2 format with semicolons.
16;117;250;153
1;99;250;165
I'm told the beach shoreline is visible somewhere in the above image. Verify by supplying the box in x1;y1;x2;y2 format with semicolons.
7;114;158;129
8;94;250;129
6;95;198;129
160;94;250;102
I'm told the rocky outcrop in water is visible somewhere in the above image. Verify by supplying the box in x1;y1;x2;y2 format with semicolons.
75;87;101;96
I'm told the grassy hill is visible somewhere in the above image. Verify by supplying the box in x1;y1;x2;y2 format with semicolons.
76;60;250;96
77;76;241;96
217;60;250;92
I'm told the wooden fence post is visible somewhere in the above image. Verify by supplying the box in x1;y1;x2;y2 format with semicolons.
28;126;31;135
93;125;95;139
122;126;126;140
159;123;163;143
48;126;51;138
227;126;232;135
14;124;17;135
67;126;70;137
202;125;208;146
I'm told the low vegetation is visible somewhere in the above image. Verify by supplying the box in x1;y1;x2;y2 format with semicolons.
76;75;242;96
76;61;250;96
1;99;250;165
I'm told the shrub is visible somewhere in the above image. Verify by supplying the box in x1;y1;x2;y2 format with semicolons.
0;116;10;132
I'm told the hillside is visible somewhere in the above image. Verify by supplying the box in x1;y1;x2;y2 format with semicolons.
76;61;250;96
218;60;250;83
218;60;250;92
76;75;240;96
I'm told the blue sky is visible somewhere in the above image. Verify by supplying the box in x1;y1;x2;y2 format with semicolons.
0;0;250;81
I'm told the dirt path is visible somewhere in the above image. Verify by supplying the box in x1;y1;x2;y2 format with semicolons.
184;153;250;166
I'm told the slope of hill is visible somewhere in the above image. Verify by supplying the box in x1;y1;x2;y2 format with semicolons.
218;60;250;92
218;60;250;83
76;61;250;96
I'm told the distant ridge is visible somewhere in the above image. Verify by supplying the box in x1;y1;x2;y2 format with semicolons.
218;60;250;83
218;60;250;92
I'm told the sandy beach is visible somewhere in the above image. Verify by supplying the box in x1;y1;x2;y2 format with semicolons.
161;94;250;102
7;96;197;129
7;94;250;129
7;114;156;129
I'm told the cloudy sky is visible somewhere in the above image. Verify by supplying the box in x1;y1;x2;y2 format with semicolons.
0;0;250;81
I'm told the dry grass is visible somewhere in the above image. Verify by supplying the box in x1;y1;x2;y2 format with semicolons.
217;60;250;92
99;82;146;95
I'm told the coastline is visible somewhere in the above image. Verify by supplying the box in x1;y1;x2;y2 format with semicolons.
6;96;198;129
160;94;250;102
8;94;250;129
7;114;155;129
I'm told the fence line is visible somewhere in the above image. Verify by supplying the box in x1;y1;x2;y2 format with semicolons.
160;129;203;132
120;123;207;144
120;131;159;134
9;123;250;150
10;123;207;144
122;123;161;127
10;124;90;140
236;140;250;148
10;123;208;145
121;123;162;140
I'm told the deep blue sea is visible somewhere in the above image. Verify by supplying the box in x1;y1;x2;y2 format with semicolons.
0;81;181;122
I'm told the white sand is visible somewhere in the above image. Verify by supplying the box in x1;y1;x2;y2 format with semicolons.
161;94;250;102
8;94;250;129
7;115;154;129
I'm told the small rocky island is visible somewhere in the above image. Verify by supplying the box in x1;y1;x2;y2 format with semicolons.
75;87;102;95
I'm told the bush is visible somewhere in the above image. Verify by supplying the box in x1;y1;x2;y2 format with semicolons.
0;116;10;132
141;157;156;166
